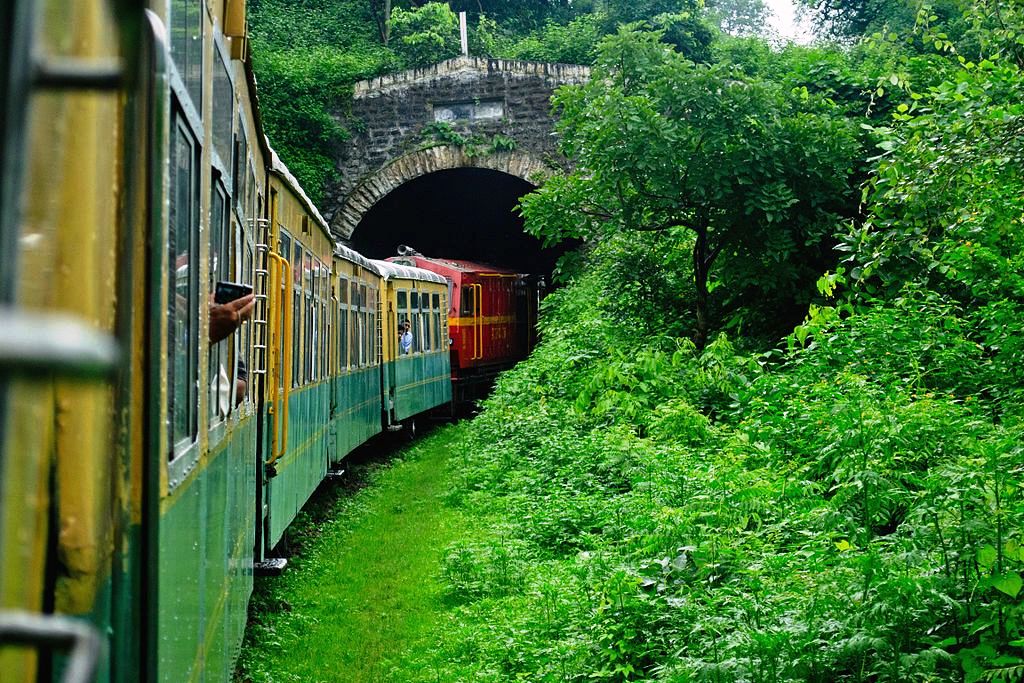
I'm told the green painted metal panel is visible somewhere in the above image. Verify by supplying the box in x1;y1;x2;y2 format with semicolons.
156;414;256;682
391;351;452;422
331;365;382;462
266;382;332;548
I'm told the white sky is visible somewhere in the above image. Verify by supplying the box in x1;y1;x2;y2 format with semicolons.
763;0;816;44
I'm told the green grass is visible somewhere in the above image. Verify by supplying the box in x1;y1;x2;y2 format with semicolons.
236;425;475;683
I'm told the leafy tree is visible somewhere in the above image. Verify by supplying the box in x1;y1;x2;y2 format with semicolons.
448;0;588;32
390;2;462;67
520;27;859;347
504;13;605;64
704;0;769;36
798;0;963;41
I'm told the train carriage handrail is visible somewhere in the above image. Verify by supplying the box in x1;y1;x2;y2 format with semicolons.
0;308;118;379
0;610;101;683
266;252;291;467
473;283;483;360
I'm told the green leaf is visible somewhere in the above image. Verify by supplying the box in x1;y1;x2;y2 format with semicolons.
978;545;998;569
993;572;1023;599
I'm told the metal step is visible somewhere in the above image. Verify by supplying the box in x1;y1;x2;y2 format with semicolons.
254;558;287;576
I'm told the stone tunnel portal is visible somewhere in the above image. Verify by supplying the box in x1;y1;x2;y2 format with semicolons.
348;167;569;277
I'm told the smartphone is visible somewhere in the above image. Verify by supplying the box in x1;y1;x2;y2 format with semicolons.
214;281;253;304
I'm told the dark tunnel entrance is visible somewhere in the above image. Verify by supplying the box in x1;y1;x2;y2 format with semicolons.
348;168;569;278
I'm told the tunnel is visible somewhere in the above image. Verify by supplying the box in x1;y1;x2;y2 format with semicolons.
347;167;568;278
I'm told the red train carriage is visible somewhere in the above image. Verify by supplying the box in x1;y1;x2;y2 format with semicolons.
388;251;542;402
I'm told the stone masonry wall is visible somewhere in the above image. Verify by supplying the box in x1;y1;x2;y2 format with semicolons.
324;56;589;238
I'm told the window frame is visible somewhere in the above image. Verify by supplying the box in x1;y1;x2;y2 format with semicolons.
167;103;202;469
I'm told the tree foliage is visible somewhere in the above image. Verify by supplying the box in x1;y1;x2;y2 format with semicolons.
520;27;860;347
389;2;462;68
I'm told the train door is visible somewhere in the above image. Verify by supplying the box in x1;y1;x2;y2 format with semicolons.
460;279;483;366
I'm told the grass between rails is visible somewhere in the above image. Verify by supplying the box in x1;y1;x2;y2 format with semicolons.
236;425;475;683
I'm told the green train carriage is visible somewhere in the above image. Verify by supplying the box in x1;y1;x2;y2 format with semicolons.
330;245;386;463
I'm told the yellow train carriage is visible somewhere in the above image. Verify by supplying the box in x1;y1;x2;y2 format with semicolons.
259;153;338;555
372;261;453;430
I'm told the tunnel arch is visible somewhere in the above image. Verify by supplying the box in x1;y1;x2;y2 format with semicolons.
330;146;554;239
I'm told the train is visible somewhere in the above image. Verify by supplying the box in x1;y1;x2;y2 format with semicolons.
0;2;536;682
388;250;542;403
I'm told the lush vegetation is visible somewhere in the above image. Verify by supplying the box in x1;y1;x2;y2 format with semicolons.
403;2;1023;680
243;1;1024;681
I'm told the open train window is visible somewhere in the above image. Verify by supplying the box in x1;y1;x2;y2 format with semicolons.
359;284;368;365
420;291;431;353
433;293;442;350
352;280;364;366
368;285;378;365
302;250;311;381
168;110;201;459
321;271;329;376
338;276;349;371
209;179;230;425
460;286;473;316
291;241;302;387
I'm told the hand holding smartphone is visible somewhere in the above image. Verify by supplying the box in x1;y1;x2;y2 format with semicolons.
214;281;254;304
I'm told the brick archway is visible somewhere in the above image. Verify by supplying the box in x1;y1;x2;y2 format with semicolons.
330;146;552;239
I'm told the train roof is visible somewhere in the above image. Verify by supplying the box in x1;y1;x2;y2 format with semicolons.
333;243;381;275
370;259;448;286
387;255;522;275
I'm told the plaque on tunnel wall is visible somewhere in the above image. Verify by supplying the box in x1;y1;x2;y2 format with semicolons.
433;99;504;122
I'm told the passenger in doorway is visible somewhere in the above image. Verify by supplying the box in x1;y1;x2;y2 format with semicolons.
399;319;412;355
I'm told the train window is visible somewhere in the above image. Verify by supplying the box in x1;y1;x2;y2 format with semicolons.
209;180;230;423
313;259;322;382
408;290;419;353
278;232;291;390
358;284;368;364
232;116;246;204
287;239;298;387
304;250;313;383
356;303;365;367
397;289;408;354
352;282;360;368
170;0;203;112
314;263;321;379
433;293;442;350
461;287;473;316
421;308;431;352
279;232;291;260
350;281;359;365
368;286;377;364
212;48;233;172
338;277;348;370
168;112;200;457
321;289;328;376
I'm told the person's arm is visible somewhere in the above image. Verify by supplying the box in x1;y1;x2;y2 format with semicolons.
209;294;255;344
